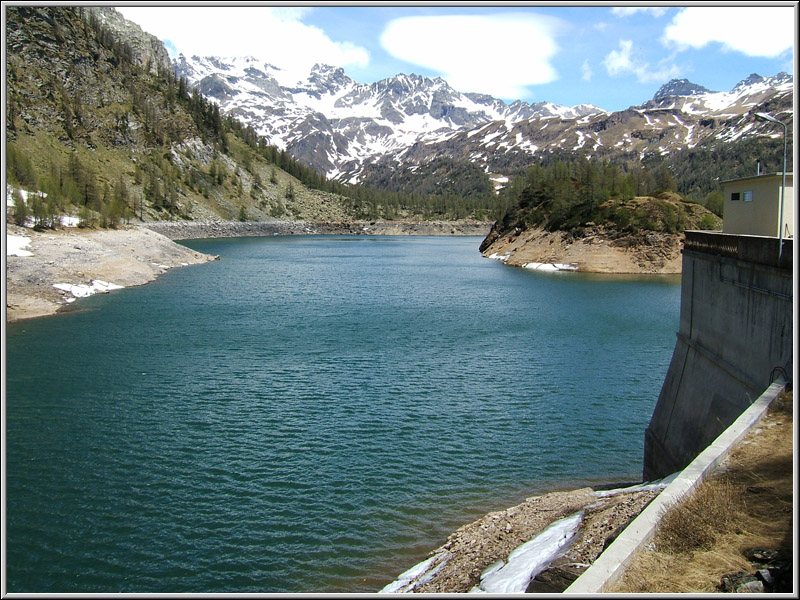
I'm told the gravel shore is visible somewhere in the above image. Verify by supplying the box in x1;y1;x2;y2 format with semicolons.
382;481;663;593
5;224;217;322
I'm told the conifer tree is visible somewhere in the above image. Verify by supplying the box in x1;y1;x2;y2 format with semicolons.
11;189;28;226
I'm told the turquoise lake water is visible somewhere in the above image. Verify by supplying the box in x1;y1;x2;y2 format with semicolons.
5;235;681;593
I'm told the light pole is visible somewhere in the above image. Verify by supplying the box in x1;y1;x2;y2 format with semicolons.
755;111;787;265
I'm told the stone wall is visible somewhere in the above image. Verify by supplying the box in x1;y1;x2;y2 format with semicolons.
139;220;491;240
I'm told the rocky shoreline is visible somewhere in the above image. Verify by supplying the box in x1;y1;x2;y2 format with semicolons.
5;224;217;323
380;480;667;594
141;219;492;240
480;225;684;274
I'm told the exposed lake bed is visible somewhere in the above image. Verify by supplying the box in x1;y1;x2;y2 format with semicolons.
6;230;681;593
5;223;217;322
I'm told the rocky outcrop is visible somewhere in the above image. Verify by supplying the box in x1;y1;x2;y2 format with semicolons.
88;6;171;75
718;548;793;593
480;193;723;274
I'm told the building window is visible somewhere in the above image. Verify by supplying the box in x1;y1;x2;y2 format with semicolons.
731;192;740;201
743;190;753;202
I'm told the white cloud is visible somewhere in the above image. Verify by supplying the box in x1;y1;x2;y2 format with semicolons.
603;40;636;77
663;7;794;58
380;13;564;100
117;7;369;82
581;59;593;82
603;39;681;83
612;7;668;18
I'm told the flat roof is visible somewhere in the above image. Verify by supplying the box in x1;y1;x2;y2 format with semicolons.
721;172;793;185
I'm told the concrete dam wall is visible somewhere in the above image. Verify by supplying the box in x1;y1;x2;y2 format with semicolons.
643;231;793;480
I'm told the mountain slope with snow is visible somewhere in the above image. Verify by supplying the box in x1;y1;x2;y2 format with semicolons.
387;73;793;186
175;55;607;182
176;55;792;190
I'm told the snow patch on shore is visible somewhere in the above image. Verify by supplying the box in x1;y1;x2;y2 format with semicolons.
522;262;579;272
7;234;34;257
469;511;584;593
379;552;449;593
53;280;124;300
381;512;584;594
592;472;679;498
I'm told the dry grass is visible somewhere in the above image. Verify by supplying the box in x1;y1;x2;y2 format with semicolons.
655;479;746;555
608;390;794;593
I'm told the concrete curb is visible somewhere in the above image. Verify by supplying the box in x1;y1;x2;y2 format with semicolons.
564;379;787;594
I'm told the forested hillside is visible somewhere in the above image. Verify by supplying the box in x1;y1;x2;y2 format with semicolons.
480;157;722;256
4;6;494;228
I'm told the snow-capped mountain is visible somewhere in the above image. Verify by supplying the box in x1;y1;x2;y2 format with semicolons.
176;54;792;188
175;55;606;182
652;78;713;101
392;72;793;178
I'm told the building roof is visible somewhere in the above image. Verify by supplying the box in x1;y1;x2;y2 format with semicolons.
721;172;793;185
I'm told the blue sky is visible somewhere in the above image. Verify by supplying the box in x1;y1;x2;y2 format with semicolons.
118;4;795;112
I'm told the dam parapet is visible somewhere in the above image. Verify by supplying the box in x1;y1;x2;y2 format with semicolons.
643;231;793;480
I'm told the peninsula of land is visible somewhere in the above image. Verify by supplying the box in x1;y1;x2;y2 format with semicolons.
5;224;216;323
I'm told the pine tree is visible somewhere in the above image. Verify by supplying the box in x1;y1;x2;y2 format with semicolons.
11;189;29;226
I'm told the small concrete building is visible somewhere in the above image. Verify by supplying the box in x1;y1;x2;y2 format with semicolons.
722;172;794;238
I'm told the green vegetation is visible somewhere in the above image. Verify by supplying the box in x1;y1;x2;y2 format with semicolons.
6;6;787;231
493;158;722;238
358;157;499;220
643;136;792;209
5;6;494;228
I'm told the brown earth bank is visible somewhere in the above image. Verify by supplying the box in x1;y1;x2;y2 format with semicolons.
5;223;217;323
480;224;685;274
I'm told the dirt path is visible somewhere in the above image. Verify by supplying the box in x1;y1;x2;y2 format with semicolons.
5;224;217;322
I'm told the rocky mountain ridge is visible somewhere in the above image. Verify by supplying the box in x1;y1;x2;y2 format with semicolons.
393;72;793;183
175;51;792;192
174;54;607;183
88;6;172;75
5;6;378;228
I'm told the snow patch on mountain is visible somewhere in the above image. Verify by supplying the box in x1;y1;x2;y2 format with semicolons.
176;55;610;182
176;56;792;188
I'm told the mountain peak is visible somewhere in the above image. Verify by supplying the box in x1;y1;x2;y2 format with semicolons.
305;63;354;91
738;73;766;88
733;72;793;91
653;78;714;101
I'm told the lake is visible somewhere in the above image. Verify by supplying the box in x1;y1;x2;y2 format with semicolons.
5;235;680;593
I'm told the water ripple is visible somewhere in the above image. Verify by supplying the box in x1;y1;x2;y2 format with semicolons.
5;236;680;593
